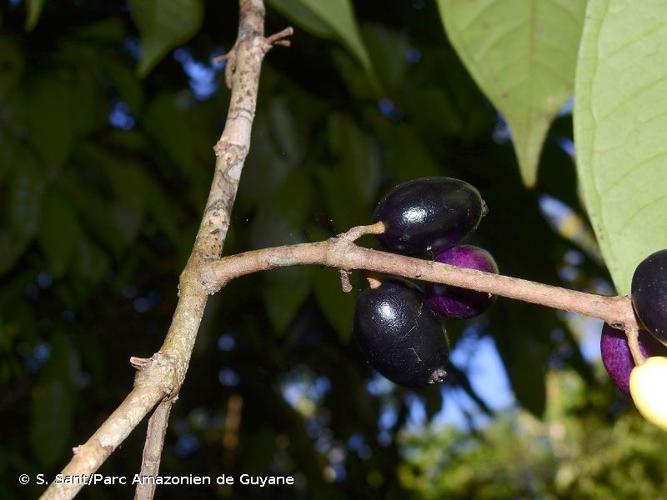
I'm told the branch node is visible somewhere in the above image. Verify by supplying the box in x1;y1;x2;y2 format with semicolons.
339;221;385;242
130;357;152;370
264;26;294;51
339;270;353;293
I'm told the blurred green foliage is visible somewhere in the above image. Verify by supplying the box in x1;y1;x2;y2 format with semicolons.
400;369;667;499
0;0;662;499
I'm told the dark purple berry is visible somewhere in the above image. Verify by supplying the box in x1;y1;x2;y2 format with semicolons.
632;249;667;346
372;177;486;256
600;324;666;395
425;245;498;320
353;280;449;387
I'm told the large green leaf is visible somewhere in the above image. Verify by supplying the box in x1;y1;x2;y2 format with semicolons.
575;0;667;294
37;191;81;277
267;0;375;84
29;335;76;467
25;0;45;32
129;0;204;76
0;38;23;99
252;171;313;333
328;114;380;205
438;0;586;186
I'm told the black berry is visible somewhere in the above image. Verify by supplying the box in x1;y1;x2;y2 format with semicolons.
353;280;449;387
631;249;667;346
426;245;498;320
372;177;486;256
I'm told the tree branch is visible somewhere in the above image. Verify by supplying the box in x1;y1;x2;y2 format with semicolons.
134;400;174;500
203;223;639;333
40;1;291;498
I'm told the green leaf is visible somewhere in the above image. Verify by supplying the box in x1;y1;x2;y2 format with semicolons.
25;0;45;32
129;0;204;76
315;166;369;233
268;97;305;165
0;151;42;274
102;56;145;112
30;335;77;467
490;303;549;417
75;237;110;284
438;0;586;186
0;37;24;99
37;192;80;277
30;379;73;466
328;114;380;205
313;267;355;343
267;0;375;85
22;76;76;169
268;0;333;38
252;172;313;332
574;0;667;294
251;170;312;248
262;267;312;334
7;165;45;239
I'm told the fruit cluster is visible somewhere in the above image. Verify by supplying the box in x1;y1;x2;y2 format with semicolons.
602;250;667;430
353;177;497;388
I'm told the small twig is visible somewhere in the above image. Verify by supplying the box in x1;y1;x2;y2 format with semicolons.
339;270;353;293
134;400;174;500
222;394;243;470
339;221;385;242
626;327;646;366
265;26;294;46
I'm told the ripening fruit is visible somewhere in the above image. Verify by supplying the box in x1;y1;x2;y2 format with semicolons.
425;245;498;320
372;177;486;256
631;249;667;346
600;324;665;395
629;356;667;431
353;280;449;387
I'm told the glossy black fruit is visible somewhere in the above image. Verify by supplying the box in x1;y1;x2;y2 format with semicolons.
372;177;486;256
353;280;449;387
426;245;498;320
631;249;667;346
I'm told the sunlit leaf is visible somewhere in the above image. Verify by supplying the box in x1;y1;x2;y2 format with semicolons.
438;0;586;186
129;0;204;76
574;0;667;294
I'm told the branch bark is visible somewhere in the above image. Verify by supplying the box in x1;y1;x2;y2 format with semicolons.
203;223;639;333
40;1;291;498
134;400;174;500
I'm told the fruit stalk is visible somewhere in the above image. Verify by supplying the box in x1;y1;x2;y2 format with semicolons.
206;223;640;333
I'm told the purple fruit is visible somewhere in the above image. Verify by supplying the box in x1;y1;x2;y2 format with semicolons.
631;249;667;346
372;177;486;256
600;323;667;395
425;245;498;320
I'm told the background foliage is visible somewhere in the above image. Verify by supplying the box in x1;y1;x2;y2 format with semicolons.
1;0;666;498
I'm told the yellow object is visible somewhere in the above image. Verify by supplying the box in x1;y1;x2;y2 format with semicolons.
630;356;667;431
